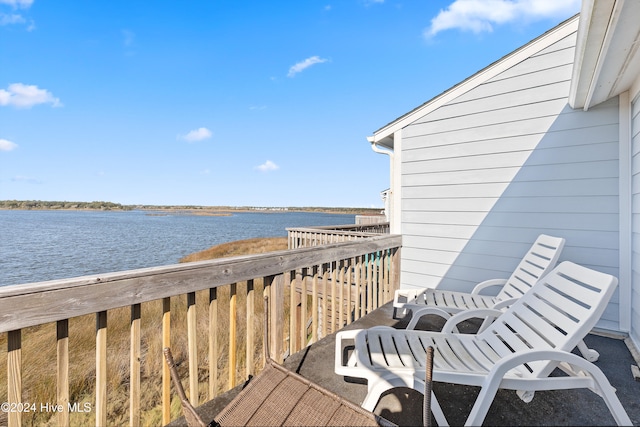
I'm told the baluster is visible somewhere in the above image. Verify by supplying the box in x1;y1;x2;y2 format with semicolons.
209;288;218;398
322;264;328;338
96;311;107;427
354;255;362;321
378;251;384;308
287;270;297;354
367;254;373;313
162;297;171;425
339;261;345;329
299;269;307;348
311;265;319;343
332;261;338;332
187;292;198;405
130;305;141;427
269;275;284;364
229;283;237;388
57;320;70;427
246;279;255;378
7;329;21;427
347;258;353;325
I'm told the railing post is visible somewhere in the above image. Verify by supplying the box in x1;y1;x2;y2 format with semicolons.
392;247;401;294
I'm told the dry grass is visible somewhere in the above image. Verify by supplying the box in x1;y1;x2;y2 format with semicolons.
180;237;288;262
0;237;288;426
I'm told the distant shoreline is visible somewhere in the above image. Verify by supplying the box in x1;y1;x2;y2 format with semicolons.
0;200;382;216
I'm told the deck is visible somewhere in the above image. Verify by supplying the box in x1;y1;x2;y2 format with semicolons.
172;302;640;426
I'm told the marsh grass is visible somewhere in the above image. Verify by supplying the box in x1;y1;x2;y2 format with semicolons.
0;237;288;426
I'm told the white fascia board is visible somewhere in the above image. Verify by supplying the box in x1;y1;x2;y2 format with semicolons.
569;0;598;109
371;15;579;147
632;73;640;103
572;0;640;110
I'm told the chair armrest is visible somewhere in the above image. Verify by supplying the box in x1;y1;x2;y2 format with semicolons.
406;307;452;330
465;349;633;426
334;329;361;376
491;297;518;310
441;308;502;334
393;289;420;308
471;279;507;295
485;349;610;401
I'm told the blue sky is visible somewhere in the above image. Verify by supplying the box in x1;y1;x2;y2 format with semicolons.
0;0;580;208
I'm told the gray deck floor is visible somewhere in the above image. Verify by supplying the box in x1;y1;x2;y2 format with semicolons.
171;302;640;426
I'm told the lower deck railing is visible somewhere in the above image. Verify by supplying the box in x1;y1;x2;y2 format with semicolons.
0;234;401;427
287;222;390;249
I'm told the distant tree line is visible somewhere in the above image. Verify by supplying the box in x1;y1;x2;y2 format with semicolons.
0;200;133;210
0;200;382;215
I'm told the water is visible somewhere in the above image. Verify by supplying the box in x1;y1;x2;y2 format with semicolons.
0;210;355;287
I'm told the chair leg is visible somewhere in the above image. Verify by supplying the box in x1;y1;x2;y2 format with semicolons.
362;375;450;426
576;339;600;362
163;348;208;427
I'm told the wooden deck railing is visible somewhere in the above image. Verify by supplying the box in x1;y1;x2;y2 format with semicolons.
287;222;390;249
0;234;401;427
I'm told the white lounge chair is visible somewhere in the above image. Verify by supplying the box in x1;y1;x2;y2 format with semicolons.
393;234;595;361
335;261;632;426
393;234;565;318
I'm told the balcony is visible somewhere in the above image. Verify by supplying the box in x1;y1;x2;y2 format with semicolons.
178;302;640;426
1;228;638;426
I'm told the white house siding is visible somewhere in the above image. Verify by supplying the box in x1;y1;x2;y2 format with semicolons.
399;31;622;331
631;93;640;344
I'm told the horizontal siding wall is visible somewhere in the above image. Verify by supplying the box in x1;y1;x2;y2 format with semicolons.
632;93;640;345
399;31;622;331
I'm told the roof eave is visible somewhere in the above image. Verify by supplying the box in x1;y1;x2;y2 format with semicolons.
370;14;580;149
569;0;640;110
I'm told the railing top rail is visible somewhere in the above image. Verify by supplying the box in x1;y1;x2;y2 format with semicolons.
0;234;401;333
286;228;383;237
286;222;389;232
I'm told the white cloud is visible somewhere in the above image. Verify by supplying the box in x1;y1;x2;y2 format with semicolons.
0;0;34;29
287;56;329;77
122;29;135;47
0;0;33;8
425;0;580;37
179;127;212;142
0;138;18;151
256;160;279;172
0;83;62;108
0;13;24;25
12;175;41;184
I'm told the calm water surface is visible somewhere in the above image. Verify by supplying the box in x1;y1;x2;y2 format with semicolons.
0;210;355;287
